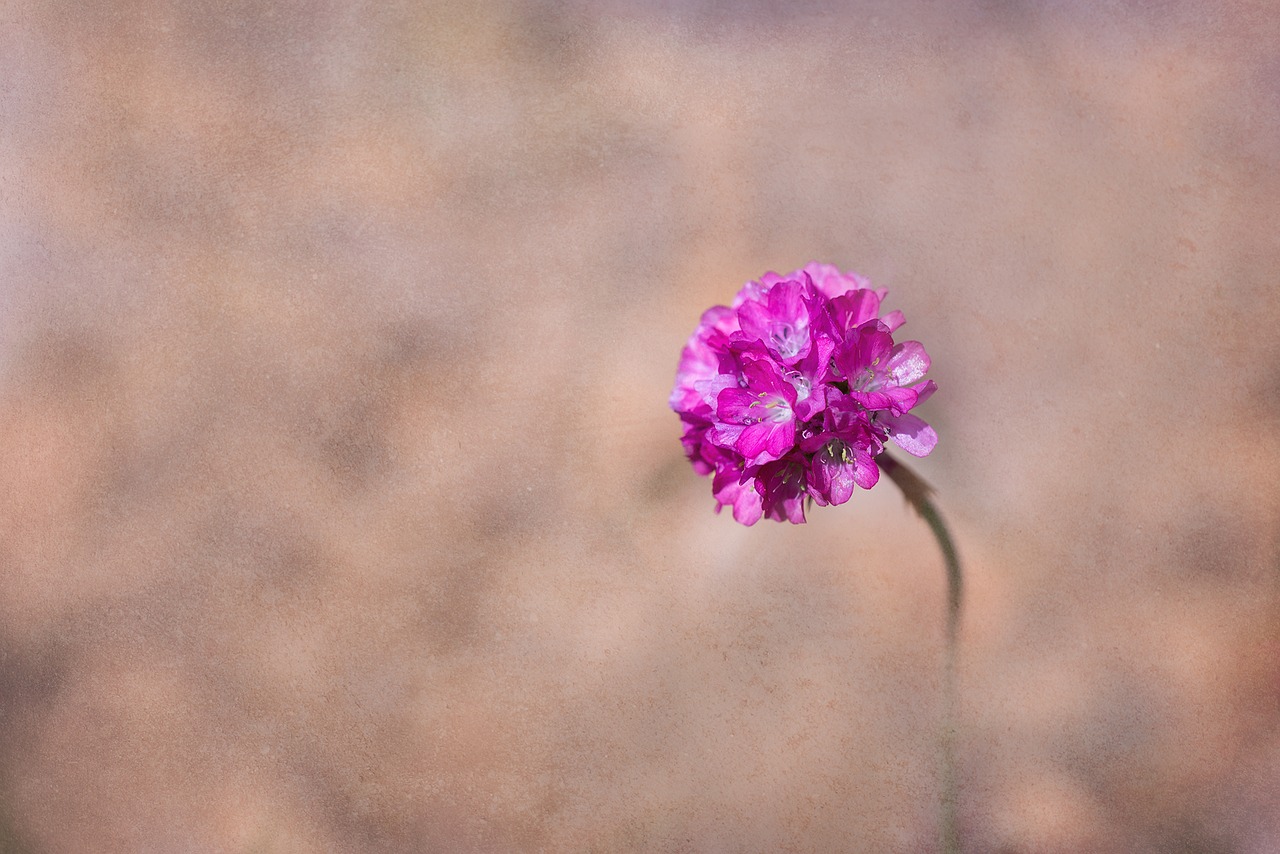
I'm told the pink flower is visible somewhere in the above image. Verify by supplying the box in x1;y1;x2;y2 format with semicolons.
671;263;937;524
710;358;798;465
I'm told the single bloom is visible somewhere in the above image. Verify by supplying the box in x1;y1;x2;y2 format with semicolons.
671;263;938;524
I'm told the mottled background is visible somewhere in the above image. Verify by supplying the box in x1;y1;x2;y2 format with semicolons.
2;1;1279;851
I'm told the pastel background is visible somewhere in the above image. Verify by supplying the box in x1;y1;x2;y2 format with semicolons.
2;1;1278;851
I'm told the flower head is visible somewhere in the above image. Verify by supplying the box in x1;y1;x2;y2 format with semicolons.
671;262;937;524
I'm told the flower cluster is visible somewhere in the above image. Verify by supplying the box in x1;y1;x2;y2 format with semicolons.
671;262;937;525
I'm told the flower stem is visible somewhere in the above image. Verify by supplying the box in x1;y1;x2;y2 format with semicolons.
878;454;962;854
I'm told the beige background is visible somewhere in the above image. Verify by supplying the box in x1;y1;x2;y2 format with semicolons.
2;1;1279;851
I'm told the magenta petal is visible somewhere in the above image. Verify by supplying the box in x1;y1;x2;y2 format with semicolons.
731;493;763;525
736;299;773;344
694;374;737;409
852;448;880;489
757;458;808;523
735;422;772;460
831;289;881;331
801;262;871;298
793;393;823;422
886;340;931;386
670;304;739;412
707;420;745;450
739;359;798;405
881;413;938;457
737;279;812;364
737;420;796;464
912;379;938;405
852;321;894;367
848;385;918;416
835;320;893;378
807;436;881;505
813;457;855;506
880;310;905;332
714;467;762;526
763;419;796;458
716;387;761;422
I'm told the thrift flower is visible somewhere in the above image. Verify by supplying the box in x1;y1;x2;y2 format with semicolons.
671;262;937;524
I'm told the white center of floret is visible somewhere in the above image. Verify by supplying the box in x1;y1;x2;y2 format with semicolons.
784;370;811;402
769;323;805;360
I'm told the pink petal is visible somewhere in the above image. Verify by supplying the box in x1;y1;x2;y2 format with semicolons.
881;413;938;457
713;467;763;526
737;420;796;464
849;386;919;416
852;448;880;489
836;320;893;378
912;379;938;405
832;289;882;330
886;340;931;386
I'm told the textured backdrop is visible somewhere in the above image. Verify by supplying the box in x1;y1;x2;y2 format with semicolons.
2;1;1279;851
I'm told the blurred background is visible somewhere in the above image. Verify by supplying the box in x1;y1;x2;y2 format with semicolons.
2;0;1279;851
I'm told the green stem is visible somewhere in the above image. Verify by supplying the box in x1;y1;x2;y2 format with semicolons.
879;454;962;854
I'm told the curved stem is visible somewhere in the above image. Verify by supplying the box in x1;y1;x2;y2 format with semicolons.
878;454;963;854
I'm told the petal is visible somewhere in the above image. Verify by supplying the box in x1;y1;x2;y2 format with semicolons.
714;467;763;526
757;458;809;523
715;387;759;423
835;320;893;378
731;277;769;308
823;460;857;505
737;420;796;464
831;289;882;331
793;393;824;422
679;419;714;474
781;501;807;524
880;413;938;457
852;447;880;489
742;359;797;404
737;279;813;365
801;262;870;298
886;340;931;386
911;379;938;405
694;374;737;409
736;297;774;345
731;492;763;525
707;420;746;450
848;385;918;416
880;310;905;332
